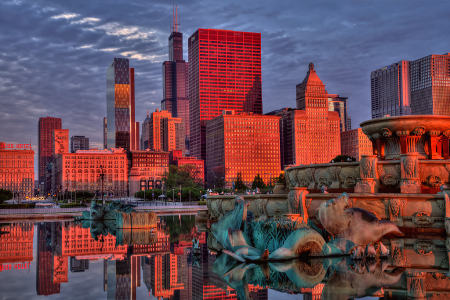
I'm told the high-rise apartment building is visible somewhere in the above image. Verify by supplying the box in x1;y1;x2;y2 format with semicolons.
106;58;139;151
52;129;69;156
206;110;280;187
410;53;450;115
38;117;61;194
328;94;351;131
294;63;341;165
141;109;185;154
371;53;450;118
340;128;373;161
188;29;262;161
161;8;190;153
70;136;89;153
371;60;411;119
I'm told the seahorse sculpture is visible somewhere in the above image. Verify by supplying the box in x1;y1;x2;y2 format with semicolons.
211;193;403;262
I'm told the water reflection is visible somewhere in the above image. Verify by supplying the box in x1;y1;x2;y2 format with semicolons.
1;219;450;299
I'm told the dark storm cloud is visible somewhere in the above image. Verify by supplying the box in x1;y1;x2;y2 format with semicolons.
0;0;449;178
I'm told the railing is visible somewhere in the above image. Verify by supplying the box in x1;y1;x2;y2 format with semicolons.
0;205;207;215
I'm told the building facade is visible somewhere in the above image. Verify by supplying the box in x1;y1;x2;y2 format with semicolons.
38;117;61;195
106;58;139;151
128;150;169;197
52;129;69;156
52;148;128;198
340;128;373;161
141;109;185;154
188;28;262;161
70;136;89;153
103;117;107;150
328;94;351;131
410;53;450;115
170;150;204;185
0;144;35;200
206;111;280;188
294;63;341;165
161;11;190;153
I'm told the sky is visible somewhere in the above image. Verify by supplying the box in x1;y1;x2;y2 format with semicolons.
0;0;449;179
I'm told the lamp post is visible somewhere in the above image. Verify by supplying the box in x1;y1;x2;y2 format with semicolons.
172;188;175;202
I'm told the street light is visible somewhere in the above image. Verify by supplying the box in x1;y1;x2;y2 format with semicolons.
99;165;105;205
65;170;69;203
172;188;175;202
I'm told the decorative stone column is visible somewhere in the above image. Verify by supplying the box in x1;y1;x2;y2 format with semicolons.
406;271;427;300
287;187;309;223
400;153;420;194
355;155;378;193
443;129;450;159
443;187;450;276
427;131;442;159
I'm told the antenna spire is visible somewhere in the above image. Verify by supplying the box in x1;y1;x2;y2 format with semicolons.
172;4;180;33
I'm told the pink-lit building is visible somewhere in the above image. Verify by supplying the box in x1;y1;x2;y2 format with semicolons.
340;128;372;161
170;150;204;185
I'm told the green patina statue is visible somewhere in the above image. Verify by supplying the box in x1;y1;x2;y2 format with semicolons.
77;200;136;221
210;193;403;262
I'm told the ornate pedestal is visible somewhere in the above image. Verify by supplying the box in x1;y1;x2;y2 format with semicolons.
355;155;378;193
400;153;421;194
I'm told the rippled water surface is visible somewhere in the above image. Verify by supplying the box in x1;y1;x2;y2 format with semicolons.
0;217;447;299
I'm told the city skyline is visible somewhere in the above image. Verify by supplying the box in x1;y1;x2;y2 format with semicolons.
1;1;449;179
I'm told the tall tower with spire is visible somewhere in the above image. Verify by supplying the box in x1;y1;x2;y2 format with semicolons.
161;5;190;154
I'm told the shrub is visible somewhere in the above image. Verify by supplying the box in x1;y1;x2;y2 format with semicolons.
198;201;206;205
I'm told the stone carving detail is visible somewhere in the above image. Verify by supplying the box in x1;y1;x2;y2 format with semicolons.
347;198;356;208
412;212;433;227
413;239;434;255
443;129;450;137
433;272;446;279
382;174;398;186
307;168;316;189
392;244;405;266
396;130;409;136
381;127;392;137
426;175;442;188
344;176;357;188
429;130;440;136
377;165;383;175
288;190;300;213
327;166;341;181
385;198;407;224
395;164;401;174
216;199;225;217
441;258;449;268
297;175;309;188
288;169;298;187
318;176;329;187
445;164;450;174
372;133;381;139
437;200;445;211
412;126;425;136
255;198;269;221
305;198;312;210
403;157;416;178
273;209;284;220
385;138;401;155
361;156;376;178
410;278;423;297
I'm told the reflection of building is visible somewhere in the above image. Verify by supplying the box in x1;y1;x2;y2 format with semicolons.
161;9;190;153
206;110;280;187
303;283;324;300
294;63;341;165
36;223;60;296
141;109;185;154
0;223;33;266
0;146;35;199
170;150;204;185
70;136;90;152
340;128;373;161
328;94;350;131
150;254;184;299
106;58;139;151
38;116;61;195
188;28;262;161
52;148;128;197
128;150;169;196
70;257;89;272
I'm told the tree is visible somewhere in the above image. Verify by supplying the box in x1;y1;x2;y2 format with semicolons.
234;172;247;190
251;174;266;190
0;189;13;204
330;155;356;162
277;173;285;184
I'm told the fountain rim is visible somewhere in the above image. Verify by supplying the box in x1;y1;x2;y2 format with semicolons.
359;114;450;128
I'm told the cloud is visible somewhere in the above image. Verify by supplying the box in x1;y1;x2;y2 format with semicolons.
71;17;101;25
51;13;79;20
91;22;156;40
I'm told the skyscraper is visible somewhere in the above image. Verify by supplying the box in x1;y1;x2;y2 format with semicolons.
371;60;411;119
410;53;450;115
188;28;262;161
38;117;61;195
103;117;107;150
106;58;139;151
161;7;190;153
328;94;351;131
70;136;89;153
293;63;341;165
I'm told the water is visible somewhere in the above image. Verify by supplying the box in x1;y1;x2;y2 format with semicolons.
0;217;448;299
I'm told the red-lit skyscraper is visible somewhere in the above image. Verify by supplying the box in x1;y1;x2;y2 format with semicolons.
38;116;61;195
188;28;262;161
161;7;190;153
